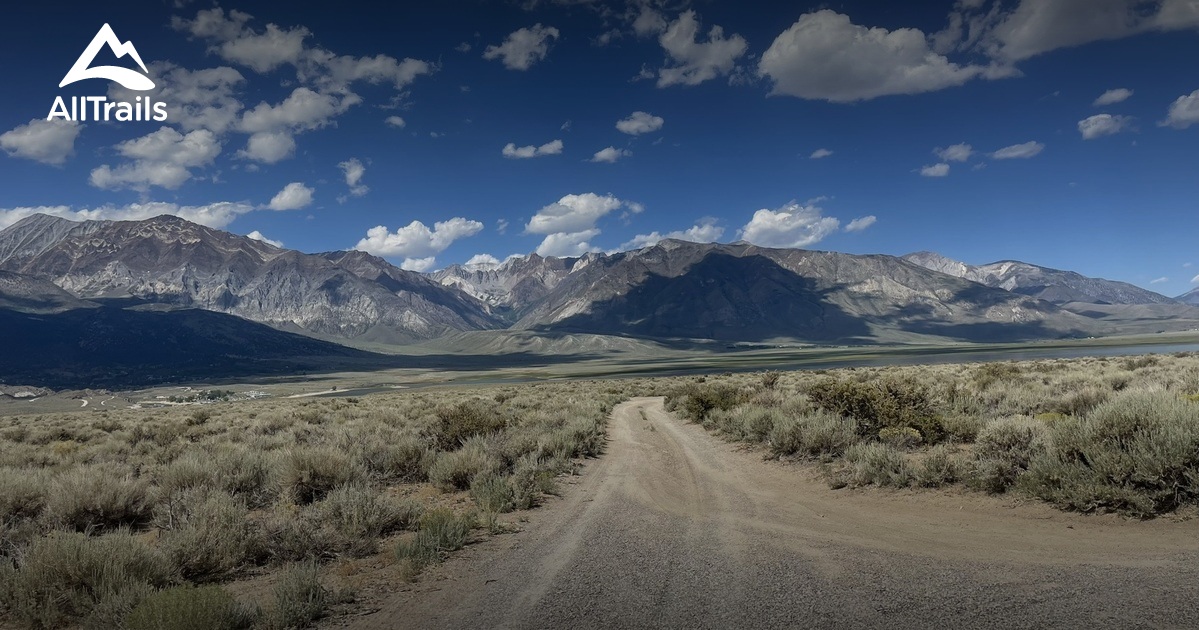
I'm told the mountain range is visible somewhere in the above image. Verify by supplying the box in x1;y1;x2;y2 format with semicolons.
0;213;1195;387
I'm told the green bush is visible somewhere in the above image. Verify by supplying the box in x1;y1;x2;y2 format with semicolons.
878;426;923;449
8;529;175;628
265;561;329;630
431;401;507;450
830;442;912;488
1020;391;1199;516
157;490;260;581
428;436;501;492
0;467;48;523
309;484;419;557
470;474;516;513
768;410;859;458
279;447;363;505
394;508;475;575
967;417;1047;493
915;444;961;488
43;465;155;532
971;362;1024;389
668;383;749;422
126;585;257;630
807;378;944;442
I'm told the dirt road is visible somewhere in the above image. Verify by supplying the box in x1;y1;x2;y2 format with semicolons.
353;397;1199;629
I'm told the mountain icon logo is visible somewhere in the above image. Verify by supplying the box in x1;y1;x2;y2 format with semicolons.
59;24;155;91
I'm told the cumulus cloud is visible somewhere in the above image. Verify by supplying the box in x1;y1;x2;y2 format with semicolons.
90;127;221;191
920;163;950;177
483;24;560;70
384;115;406;128
632;4;668;36
535;229;601;257
809;148;833;159
111;63;246;135
845;216;877;232
239;131;296;163
0;201;256;231
591;147;631;163
525;193;629;234
239;87;354;134
464;253;501;269
619;219;724;250
977;0;1199;63
935;143;974;162
268;182;315;211
759;10;985;102
1094;87;1133;107
655;11;747;87
991;141;1045;159
1078;114;1133;139
616;111;664;135
1162;89;1199;129
173;8;432;91
738;201;840;249
355;218;484;270
502;139;564;159
338;158;368;196
246;230;283;247
0;119;82;165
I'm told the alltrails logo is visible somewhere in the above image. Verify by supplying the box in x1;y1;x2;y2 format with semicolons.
47;24;168;122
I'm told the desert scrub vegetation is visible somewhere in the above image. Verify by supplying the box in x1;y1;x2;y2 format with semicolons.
0;379;645;628
666;352;1199;518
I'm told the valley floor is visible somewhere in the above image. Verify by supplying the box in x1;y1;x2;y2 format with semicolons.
356;398;1199;629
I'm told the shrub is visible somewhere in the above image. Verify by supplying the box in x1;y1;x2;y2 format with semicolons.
971;362;1024;389
760;371;781;390
807;378;943;442
279;447;362;505
356;435;429;483
43;465;155;532
431;401;507;450
915;444;961;488
1020;391;1199;516
1045;387;1109;417
830;442;912;488
265;561;329;630
768;410;859;458
470;474;515;513
428;436;501;492
0;467;48;523
125;585;257;630
157;490;261;581
668;383;749;422
394;509;475;576
310;484;418;557
939;414;983;442
878;426;923;449
967;417;1047;493
8;529;174;628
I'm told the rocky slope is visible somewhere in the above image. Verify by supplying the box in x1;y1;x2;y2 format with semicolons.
0;270;96;314
903;251;1174;305
431;254;578;321
509;240;1099;343
0;214;499;340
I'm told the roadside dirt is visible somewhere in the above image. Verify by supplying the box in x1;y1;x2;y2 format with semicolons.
345;397;1199;629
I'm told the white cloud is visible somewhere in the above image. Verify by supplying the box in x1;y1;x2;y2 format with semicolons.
632;4;668;36
110;64;246;135
268;182;315;211
239;131;296;163
354;218;484;259
1094;88;1133;107
496;219;509;234
535;229;601;257
979;0;1199;63
502;139;564;159
1191;273;1199;284
0;201;257;231
738;201;840;249
616;111;664;135
483;24;560;70
935;143;974;162
991;141;1045;159
90;127;221;191
619;219;724;250
246;230;283;247
809;148;833;159
401;257;437;272
384;115;406;128
920;163;950;177
0;119;82;165
656;11;747;87
1150;277;1169;285
759;10;984;102
591;147;631;163
845;216;877;232
464;253;501;269
1163;89;1199;129
1078;114;1133;140
525;193;628;234
239;87;354;134
338;158;368;196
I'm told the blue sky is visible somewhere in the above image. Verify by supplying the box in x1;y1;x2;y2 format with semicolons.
1;0;1197;294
